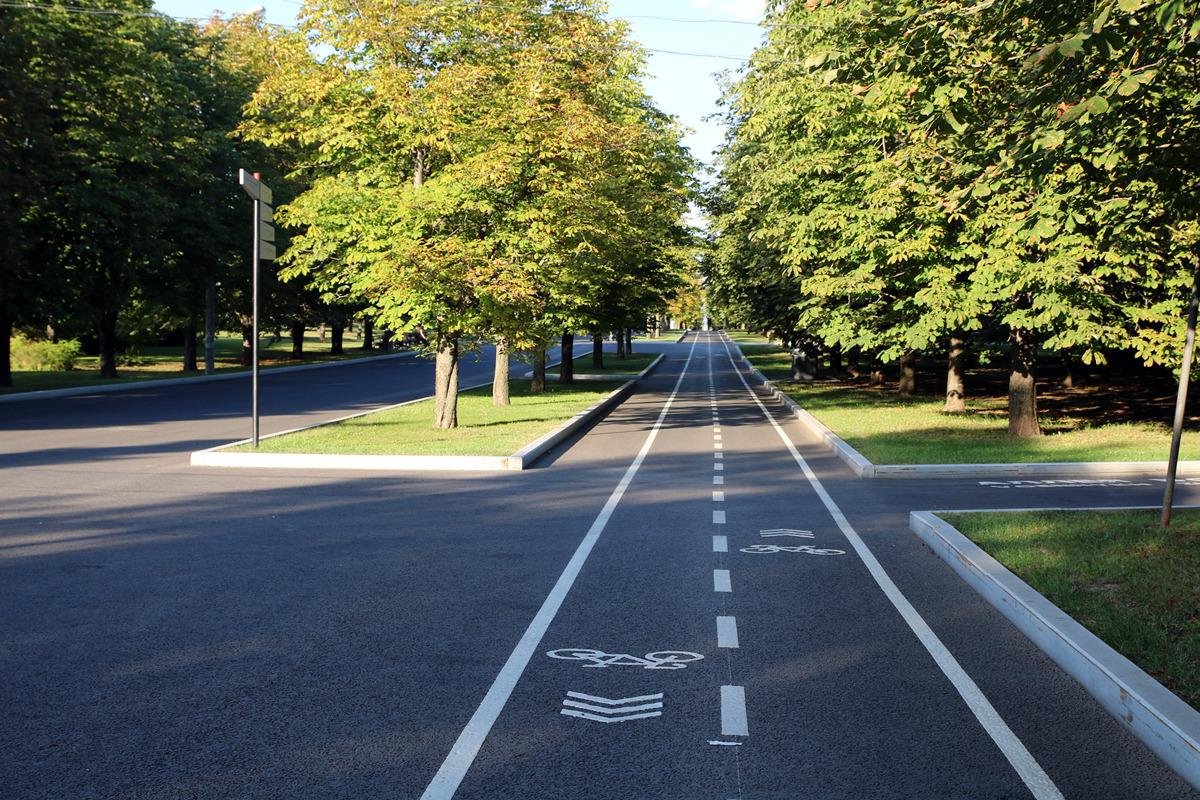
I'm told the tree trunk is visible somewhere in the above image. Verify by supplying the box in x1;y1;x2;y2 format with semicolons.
241;323;253;366
331;323;344;355
1008;328;1042;437
868;356;884;387
944;334;967;413
204;280;216;374
182;320;198;372
290;320;305;359
492;339;510;406
625;328;633;354
97;309;119;378
0;306;12;387
897;351;916;395
380;329;393;352
361;317;374;350
592;333;604;369
433;337;459;429
531;347;547;394
317;322;326;341
1060;351;1075;389
560;331;574;384
829;346;842;371
615;329;626;359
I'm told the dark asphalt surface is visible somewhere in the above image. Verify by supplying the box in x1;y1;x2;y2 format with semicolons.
1;332;1197;799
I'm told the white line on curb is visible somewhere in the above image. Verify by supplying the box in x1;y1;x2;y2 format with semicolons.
717;617;740;649
719;334;1064;800
417;336;700;800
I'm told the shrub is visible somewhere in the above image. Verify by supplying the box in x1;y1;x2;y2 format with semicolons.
10;336;82;371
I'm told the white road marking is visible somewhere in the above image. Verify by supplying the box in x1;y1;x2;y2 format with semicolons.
713;476;724;485
718;335;1064;800
720;685;749;736
714;426;721;433
714;442;723;450
714;452;723;460
714;434;722;442
707;740;743;747
713;569;732;592
418;337;700;800
714;463;724;471
713;535;728;553
713;491;725;502
713;510;726;524
716;616;739;648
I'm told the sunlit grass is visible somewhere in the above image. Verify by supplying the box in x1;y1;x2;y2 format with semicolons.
742;346;1195;463
945;509;1200;707
232;379;622;456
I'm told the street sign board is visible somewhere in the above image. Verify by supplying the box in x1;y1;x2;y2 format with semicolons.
260;242;277;261
259;220;275;242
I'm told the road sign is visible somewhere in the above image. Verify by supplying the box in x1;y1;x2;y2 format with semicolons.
236;168;278;447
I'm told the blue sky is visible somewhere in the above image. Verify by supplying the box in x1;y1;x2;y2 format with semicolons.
151;0;766;169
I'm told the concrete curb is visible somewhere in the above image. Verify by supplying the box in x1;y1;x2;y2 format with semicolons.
0;351;413;404
675;330;689;344
189;354;662;472
731;346;1200;480
909;508;1200;791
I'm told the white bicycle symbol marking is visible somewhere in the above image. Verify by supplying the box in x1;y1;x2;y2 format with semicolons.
546;648;705;670
740;544;845;555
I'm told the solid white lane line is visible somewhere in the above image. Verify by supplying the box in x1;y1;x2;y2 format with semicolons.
713;491;725;502
418;337;700;800
713;510;726;524
717;616;740;648
713;476;724;485
713;535;728;553
718;335;1064;800
714;569;732;592
720;685;749;736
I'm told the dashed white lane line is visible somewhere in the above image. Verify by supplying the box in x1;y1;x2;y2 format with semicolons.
718;334;1064;800
714;426;722;433
417;337;701;800
713;569;732;592
713;510;726;524
714;452;723;460
716;616;740;648
713;535;728;553
713;491;725;502
714;442;723;450
713;476;724;485
720;685;749;736
714;462;724;471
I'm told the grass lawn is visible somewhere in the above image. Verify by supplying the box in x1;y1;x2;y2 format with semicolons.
233;379;622;456
724;329;776;345
2;330;390;395
943;509;1200;708
740;345;1197;464
552;352;658;375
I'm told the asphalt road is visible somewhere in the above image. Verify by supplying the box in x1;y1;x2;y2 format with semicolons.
1;331;1197;799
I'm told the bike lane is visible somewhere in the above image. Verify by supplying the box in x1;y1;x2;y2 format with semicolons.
417;333;1033;798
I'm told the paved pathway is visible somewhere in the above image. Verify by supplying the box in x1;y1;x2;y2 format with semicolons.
1;332;1195;799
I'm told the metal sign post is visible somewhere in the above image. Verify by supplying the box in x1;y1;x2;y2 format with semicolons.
1162;269;1200;527
238;169;276;448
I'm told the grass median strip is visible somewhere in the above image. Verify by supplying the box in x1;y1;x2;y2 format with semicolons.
942;509;1200;708
741;346;1196;464
231;379;622;456
551;353;658;375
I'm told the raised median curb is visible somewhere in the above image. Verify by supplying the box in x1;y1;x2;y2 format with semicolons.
0;351;413;404
190;354;663;472
730;345;1200;480
909;508;1200;792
